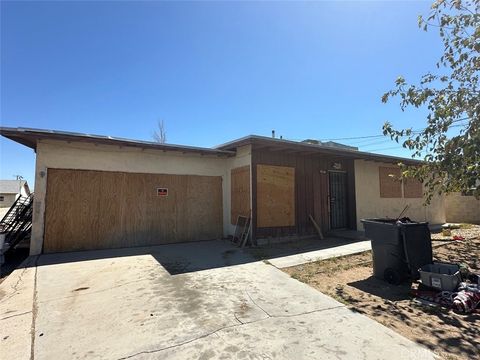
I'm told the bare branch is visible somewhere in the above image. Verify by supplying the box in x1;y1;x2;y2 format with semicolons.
152;120;167;143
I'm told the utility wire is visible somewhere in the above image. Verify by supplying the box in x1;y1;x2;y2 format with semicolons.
356;139;394;148
280;121;469;144
316;122;468;142
317;134;384;141
360;123;468;151
339;137;392;146
367;145;405;152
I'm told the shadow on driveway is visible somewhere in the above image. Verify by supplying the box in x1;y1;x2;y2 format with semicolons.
31;240;253;275
13;237;364;275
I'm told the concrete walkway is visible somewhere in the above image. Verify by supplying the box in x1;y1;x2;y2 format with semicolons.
247;238;372;268
1;240;434;360
266;240;372;268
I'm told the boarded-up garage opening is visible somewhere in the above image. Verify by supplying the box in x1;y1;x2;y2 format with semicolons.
44;169;223;253
231;166;251;224
256;164;295;228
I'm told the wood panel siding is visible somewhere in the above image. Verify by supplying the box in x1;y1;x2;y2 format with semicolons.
231;166;251;224
379;167;402;198
256;165;295;227
251;148;357;240
44;169;223;253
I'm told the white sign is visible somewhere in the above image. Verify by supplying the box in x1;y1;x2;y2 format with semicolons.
431;277;442;289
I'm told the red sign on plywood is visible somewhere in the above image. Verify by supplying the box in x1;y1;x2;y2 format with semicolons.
157;188;168;197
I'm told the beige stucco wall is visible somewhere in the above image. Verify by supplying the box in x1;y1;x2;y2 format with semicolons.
31;140;252;255
445;193;480;224
0;193;18;208
354;159;446;230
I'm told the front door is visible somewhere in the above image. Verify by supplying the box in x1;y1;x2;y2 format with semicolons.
329;171;348;229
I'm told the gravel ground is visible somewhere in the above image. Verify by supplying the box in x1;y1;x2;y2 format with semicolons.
431;224;480;241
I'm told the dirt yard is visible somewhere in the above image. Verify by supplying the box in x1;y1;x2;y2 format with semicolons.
283;225;480;360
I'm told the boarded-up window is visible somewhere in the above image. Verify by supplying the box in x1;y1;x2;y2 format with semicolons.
257;164;295;227
231;166;251;224
379;167;402;198
404;178;423;198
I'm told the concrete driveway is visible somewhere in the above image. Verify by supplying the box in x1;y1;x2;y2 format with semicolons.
1;240;435;360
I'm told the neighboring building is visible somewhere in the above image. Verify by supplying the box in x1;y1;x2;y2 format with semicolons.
445;192;480;224
0;179;31;208
0;127;446;255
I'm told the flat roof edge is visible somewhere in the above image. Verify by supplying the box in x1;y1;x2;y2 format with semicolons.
216;134;422;164
1;127;423;164
0;127;235;157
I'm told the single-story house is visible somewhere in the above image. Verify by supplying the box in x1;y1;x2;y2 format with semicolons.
0;179;31;208
0;127;446;255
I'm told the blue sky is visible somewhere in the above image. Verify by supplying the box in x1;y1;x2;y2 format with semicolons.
1;1;442;187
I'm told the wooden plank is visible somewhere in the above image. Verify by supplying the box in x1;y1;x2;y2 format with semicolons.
309;214;324;239
256;164;295;228
231;166;251;225
43;169;223;253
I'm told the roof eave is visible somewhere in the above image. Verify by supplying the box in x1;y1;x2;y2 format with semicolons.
0;127;236;157
216;135;422;165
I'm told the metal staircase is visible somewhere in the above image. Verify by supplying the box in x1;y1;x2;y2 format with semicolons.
0;193;34;253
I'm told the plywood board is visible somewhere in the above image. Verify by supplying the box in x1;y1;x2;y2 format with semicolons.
231;166;251;225
403;178;423;198
256;164;295;228
379;166;402;198
43;169;223;253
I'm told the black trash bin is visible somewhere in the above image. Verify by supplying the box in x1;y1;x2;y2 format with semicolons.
361;218;433;284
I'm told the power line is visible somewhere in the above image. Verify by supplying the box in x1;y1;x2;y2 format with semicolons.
360;124;469;151
317;122;468;142
339;137;391;146
357;139;393;148
318;134;384;141
367;145;405;152
281;121;469;144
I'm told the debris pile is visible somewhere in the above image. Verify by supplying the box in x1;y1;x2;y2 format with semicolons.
413;264;480;314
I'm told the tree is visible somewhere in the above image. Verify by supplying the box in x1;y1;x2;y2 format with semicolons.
152;120;167;143
382;0;479;201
